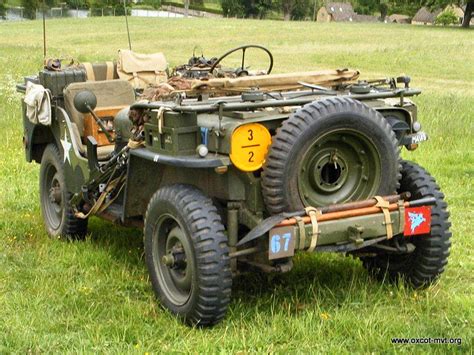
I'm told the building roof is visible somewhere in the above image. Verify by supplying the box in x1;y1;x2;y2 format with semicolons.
412;7;442;23
326;2;355;22
388;14;411;23
353;14;379;22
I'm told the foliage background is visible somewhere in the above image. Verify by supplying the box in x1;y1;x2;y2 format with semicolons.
5;0;473;24
0;17;473;353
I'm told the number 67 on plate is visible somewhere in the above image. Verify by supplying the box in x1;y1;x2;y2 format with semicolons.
268;226;296;260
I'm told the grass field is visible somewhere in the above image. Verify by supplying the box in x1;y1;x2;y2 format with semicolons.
0;17;473;353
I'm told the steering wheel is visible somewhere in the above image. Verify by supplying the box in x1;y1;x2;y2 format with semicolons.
209;45;274;76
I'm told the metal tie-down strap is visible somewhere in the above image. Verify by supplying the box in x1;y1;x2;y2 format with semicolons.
374;196;393;239
305;207;322;252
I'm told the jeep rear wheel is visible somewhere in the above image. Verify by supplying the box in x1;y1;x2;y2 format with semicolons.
361;161;452;288
262;97;401;214
144;184;232;326
39;144;88;239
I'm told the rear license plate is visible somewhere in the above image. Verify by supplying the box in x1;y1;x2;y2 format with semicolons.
404;206;431;236
268;226;295;260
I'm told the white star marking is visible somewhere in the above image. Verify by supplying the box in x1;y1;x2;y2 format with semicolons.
60;131;72;164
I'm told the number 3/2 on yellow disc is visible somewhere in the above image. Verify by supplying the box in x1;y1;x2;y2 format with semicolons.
230;123;272;172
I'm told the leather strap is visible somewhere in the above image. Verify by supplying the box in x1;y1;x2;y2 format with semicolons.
295;216;306;250
82;62;95;81
75;175;124;219
398;200;405;234
374;196;393;239
305;206;321;252
105;61;114;80
133;72;140;88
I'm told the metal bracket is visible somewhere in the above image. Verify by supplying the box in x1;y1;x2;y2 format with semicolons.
348;225;364;245
86;135;99;170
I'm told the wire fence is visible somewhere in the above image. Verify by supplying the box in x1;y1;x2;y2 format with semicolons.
1;6;192;21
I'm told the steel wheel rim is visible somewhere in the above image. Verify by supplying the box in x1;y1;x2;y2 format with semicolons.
298;128;381;206
41;164;63;230
153;214;194;306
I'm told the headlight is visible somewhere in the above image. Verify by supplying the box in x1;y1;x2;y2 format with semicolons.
413;121;422;132
230;123;271;172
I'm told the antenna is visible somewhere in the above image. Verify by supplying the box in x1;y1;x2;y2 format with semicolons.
123;0;132;50
42;0;47;58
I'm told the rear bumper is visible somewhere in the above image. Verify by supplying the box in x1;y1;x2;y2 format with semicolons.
240;196;435;261
268;209;404;260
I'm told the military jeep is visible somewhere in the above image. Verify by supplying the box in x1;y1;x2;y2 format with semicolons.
18;45;451;326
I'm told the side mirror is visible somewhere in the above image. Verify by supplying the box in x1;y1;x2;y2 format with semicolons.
73;90;97;113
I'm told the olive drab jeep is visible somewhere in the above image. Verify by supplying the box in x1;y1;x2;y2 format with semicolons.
18;45;451;326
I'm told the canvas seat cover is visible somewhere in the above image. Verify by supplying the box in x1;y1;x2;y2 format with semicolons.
80;62;119;81
63;80;135;159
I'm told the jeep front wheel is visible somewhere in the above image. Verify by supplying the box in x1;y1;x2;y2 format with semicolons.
144;184;232;326
39;144;88;239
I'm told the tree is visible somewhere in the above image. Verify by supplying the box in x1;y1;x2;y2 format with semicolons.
0;0;7;20
353;0;377;15
462;0;473;27
424;0;473;28
240;0;272;18
291;0;311;19
435;8;458;24
220;0;245;16
279;0;292;20
275;0;310;20
66;0;91;9
379;0;388;20
22;0;37;19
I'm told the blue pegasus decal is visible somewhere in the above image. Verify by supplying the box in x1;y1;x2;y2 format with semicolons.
408;212;426;233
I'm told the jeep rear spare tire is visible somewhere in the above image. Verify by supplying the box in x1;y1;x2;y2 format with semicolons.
262;97;401;214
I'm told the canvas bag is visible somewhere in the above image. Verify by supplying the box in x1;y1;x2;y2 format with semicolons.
117;49;168;89
24;81;52;125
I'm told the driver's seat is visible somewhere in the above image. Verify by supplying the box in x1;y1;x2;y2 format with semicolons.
64;80;135;160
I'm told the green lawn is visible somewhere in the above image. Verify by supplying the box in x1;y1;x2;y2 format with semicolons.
0;18;473;353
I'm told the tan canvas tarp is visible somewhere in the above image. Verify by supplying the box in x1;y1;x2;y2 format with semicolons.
190;69;359;93
117;50;168;89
